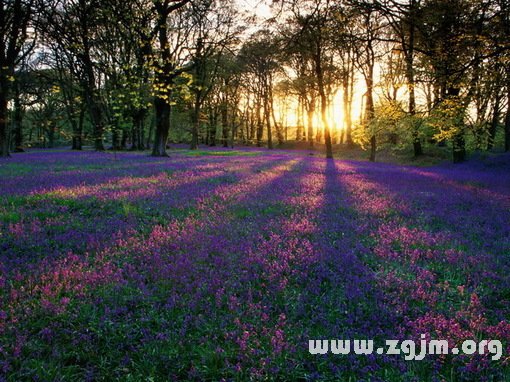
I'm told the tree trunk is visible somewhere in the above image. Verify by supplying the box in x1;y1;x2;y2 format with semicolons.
307;104;314;148
80;11;104;151
151;4;176;157
72;136;81;150
221;104;229;148
505;92;510;152
71;119;79;150
209;109;218;146
487;93;501;151
369;135;376;162
343;76;353;147
365;71;376;162
505;70;510;152
146;116;153;149
407;0;422;157
448;88;466;163
0;93;9;157
296;95;303;141
130;127;136;150
256;100;263;147
412;137;422;156
247;111;254;144
130;109;145;150
409;75;422;157
314;44;332;159
72;108;84;150
316;126;322;143
230;121;236;148
82;74;104;151
112;129;121;150
264;95;273;150
121;128;128;150
320;94;333;159
191;100;200;150
453;134;466;163
91;105;104;150
152;97;171;156
269;84;284;146
48;123;55;148
12;87;23;152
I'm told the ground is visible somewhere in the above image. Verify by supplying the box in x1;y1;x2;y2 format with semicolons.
0;147;509;381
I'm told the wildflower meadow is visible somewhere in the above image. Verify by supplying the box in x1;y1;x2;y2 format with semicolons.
0;148;509;381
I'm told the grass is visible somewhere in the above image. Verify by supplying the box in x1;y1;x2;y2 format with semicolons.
0;163;34;176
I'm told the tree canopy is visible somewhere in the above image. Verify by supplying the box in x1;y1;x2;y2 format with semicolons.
1;0;509;161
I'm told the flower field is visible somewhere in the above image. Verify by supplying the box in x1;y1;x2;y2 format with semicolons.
0;149;509;381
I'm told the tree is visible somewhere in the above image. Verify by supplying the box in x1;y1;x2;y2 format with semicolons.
376;0;423;156
188;0;241;150
239;30;283;149
96;0;154;151
415;0;487;162
332;5;356;147
494;0;510;151
283;0;337;158
350;0;385;161
50;45;86;150
282;25;319;148
0;0;35;157
148;0;192;156
42;0;111;151
10;56;35;152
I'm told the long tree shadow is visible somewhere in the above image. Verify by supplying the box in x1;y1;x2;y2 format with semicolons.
209;157;408;380
291;158;405;379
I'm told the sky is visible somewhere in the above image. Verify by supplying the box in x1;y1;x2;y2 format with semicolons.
235;0;272;19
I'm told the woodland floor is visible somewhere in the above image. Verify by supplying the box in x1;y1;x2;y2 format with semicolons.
0;148;509;381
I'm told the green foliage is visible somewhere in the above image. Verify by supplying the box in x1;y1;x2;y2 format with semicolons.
427;97;466;144
352;100;407;151
150;70;194;106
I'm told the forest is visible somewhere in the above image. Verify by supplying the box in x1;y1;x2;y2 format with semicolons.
1;0;509;161
1;0;510;381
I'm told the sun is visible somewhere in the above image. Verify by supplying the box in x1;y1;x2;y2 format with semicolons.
275;91;346;135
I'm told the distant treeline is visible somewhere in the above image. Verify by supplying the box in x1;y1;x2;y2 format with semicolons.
1;0;509;162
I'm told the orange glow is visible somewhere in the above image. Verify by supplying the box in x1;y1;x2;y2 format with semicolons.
274;88;365;135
